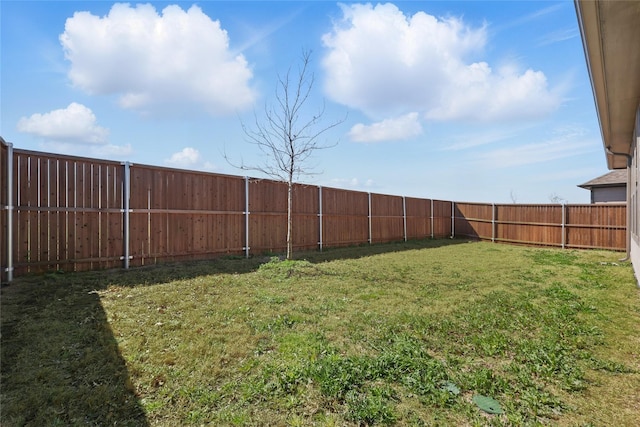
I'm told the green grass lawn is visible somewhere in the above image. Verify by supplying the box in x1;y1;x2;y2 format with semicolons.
2;240;639;426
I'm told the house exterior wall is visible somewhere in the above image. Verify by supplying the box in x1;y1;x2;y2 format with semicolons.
630;106;640;285
592;186;627;203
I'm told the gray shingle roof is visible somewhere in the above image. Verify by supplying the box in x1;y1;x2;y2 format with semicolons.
578;170;627;189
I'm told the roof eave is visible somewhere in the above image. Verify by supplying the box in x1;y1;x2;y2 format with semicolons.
574;0;640;170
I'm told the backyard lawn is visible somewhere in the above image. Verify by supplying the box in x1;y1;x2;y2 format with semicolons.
1;240;639;426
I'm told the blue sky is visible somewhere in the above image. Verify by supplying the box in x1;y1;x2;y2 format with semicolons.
1;0;608;203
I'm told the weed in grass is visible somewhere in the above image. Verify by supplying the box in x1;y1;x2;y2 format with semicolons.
254;290;287;304
257;258;318;280
462;368;510;397
309;354;371;399
344;386;397;425
275;332;328;363
587;357;636;374
530;249;579;265
578;264;611;289
249;313;303;333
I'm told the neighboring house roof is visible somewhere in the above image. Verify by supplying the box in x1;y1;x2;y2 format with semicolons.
575;0;640;170
578;170;627;190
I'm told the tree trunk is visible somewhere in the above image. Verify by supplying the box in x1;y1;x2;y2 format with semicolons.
286;180;293;259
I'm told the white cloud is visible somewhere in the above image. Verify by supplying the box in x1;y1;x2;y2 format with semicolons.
322;3;561;122
94;143;133;158
60;3;256;116
349;112;422;143
166;147;216;171
537;28;579;46
166;147;201;166
40;141;133;160
441;126;529;151
478;140;590;168
426;65;559;121
493;3;563;33
329;177;376;191
475;127;598;168
17;102;109;144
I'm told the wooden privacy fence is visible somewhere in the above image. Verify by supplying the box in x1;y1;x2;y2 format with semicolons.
0;141;627;282
454;202;626;250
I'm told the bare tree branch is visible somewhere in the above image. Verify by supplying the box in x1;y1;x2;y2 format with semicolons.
226;50;346;258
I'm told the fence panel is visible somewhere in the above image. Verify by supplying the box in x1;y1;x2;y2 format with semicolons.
321;187;369;247
405;197;431;240
455;202;493;240
371;193;404;243
453;203;626;251
495;204;563;247
432;200;453;238
11;150;124;275
129;165;246;265
248;179;288;254
566;204;626;249
292;184;320;251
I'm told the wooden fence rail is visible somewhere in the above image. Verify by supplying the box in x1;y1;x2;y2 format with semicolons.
0;141;627;282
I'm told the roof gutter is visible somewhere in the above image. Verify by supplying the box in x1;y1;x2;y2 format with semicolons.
575;1;615;169
605;146;632;261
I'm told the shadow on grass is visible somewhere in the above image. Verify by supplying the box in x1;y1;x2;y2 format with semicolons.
297;237;469;264
42;238;469;289
1;278;149;426
0;237;466;425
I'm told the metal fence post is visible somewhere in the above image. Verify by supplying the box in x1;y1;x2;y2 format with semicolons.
561;203;566;249
122;162;131;269
245;176;250;258
451;201;455;238
402;196;407;242
318;186;323;251
368;192;372;244
6;142;14;282
430;199;434;239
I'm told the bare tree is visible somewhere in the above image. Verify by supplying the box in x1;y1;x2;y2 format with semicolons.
548;193;567;204
228;50;345;259
509;190;518;204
